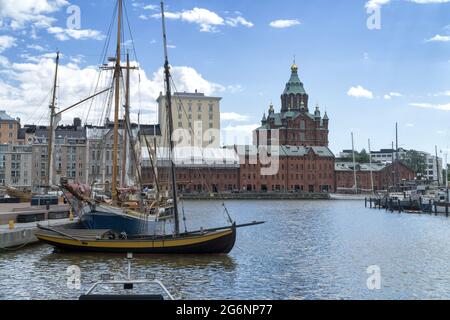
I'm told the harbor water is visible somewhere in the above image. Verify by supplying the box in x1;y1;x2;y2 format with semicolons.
1;200;450;300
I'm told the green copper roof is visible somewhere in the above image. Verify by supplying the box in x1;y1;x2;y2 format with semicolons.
283;70;306;95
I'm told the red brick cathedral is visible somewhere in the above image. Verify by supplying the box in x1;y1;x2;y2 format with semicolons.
254;63;329;147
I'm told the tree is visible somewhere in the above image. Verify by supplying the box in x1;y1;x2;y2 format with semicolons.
359;149;370;163
338;149;372;163
400;150;426;175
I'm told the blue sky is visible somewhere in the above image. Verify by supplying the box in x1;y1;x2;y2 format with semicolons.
0;0;450;158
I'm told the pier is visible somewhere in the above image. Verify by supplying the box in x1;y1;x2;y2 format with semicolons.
0;203;77;250
365;196;450;217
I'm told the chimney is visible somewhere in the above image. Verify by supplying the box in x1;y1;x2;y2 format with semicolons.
74;117;82;128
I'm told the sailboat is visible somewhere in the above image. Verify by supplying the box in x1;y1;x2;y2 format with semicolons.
35;1;264;254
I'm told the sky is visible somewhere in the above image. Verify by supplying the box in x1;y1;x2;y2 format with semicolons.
0;0;450;159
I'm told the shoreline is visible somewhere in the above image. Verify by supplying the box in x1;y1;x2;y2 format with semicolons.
179;192;331;201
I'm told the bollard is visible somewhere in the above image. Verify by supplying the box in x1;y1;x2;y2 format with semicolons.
365;198;367;208
446;203;449;217
398;199;402;213
8;220;14;230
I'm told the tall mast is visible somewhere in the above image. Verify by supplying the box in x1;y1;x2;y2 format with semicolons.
161;1;180;235
368;139;374;193
395;122;399;189
351;132;358;194
435;145;440;186
112;0;122;202
121;52;130;187
47;51;60;188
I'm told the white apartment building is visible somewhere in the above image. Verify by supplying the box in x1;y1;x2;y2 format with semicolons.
157;91;221;149
370;148;443;183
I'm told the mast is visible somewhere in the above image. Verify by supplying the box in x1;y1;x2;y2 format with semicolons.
161;1;180;235
435;145;440;186
351;132;358;194
368;139;374;193
112;0;122;202
47;51;60;189
121;52;130;187
395;122;399;190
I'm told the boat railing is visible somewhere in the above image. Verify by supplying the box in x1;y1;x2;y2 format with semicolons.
82;278;175;300
81;253;175;300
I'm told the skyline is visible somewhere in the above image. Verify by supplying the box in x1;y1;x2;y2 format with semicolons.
0;0;449;158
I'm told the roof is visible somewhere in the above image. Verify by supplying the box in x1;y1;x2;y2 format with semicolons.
0;111;17;122
34;127;85;139
283;70;306;95
256;109;322;131
157;92;222;102
142;146;240;168
232;145;335;158
335;162;386;172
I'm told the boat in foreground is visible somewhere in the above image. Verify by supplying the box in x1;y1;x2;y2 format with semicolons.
35;222;266;254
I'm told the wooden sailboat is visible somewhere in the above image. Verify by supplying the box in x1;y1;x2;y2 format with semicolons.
35;1;264;254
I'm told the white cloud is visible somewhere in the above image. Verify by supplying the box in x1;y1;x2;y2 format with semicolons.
427;34;450;42
410;102;450;111
410;0;450;3
0;55;9;67
225;16;254;28
152;7;224;33
0;35;16;52
384;92;402;99
150;7;253;32
47;27;105;41
221;112;249;122
143;4;159;10
365;0;390;9
226;84;244;94
26;44;46;51
0;0;68;29
347;86;374;99
366;0;450;10
405;123;415;127
0;55;224;125
432;90;450;96
269;19;301;29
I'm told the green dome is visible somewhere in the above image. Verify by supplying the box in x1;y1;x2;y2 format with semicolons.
283;68;306;95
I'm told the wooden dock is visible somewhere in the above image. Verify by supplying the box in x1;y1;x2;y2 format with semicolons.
365;197;450;217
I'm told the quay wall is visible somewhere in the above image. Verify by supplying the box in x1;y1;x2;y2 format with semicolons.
180;192;331;200
0;220;78;250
